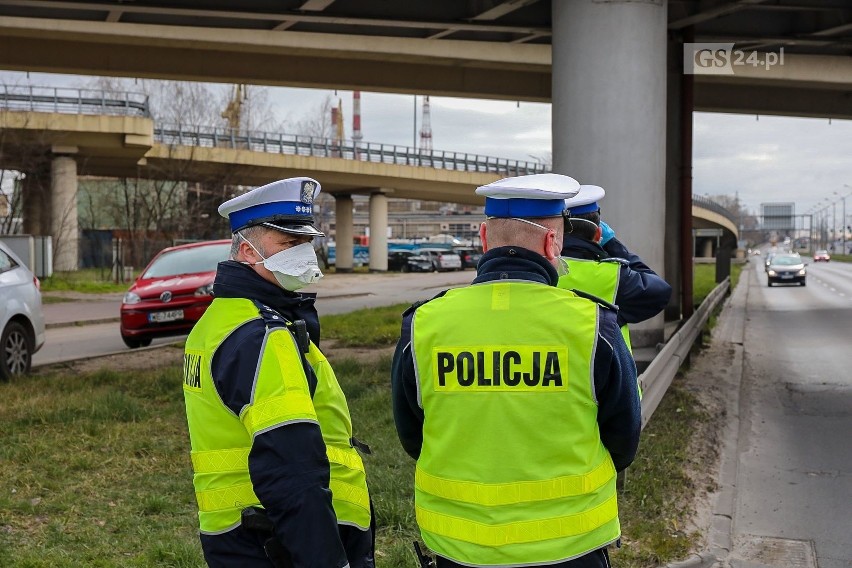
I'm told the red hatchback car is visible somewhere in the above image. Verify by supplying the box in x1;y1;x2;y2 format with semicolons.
120;240;231;348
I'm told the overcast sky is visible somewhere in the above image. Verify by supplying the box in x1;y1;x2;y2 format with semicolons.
3;70;851;220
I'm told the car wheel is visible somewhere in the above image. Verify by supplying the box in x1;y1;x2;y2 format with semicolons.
767;281;773;287
1;321;34;381
122;335;153;349
401;264;410;273
800;281;806;287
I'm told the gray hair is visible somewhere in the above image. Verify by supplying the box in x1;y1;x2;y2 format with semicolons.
230;225;270;259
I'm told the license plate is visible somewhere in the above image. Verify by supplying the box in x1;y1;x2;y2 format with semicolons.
780;274;793;279
149;309;184;323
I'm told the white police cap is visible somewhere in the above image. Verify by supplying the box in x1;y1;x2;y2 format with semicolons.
475;173;581;218
564;185;606;216
218;177;324;237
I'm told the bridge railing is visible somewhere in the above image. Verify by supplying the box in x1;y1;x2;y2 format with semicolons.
0;85;150;118
154;123;549;176
693;194;738;226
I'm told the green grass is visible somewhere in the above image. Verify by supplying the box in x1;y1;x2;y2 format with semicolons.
321;303;412;347
830;253;852;263
1;342;715;568
612;381;709;565
693;262;742;306
40;269;134;294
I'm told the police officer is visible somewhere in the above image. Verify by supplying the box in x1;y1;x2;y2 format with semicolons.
559;185;672;350
182;177;373;568
391;173;640;567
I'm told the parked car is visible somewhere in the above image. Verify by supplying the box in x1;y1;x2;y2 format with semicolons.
120;240;231;348
813;250;830;262
0;240;45;381
454;247;483;269
416;248;463;272
387;249;410;271
766;253;807;287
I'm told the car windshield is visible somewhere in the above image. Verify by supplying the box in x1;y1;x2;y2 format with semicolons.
772;255;802;266
816;250;828;255
142;243;230;278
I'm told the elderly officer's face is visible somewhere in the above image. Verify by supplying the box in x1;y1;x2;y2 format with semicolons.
240;228;312;287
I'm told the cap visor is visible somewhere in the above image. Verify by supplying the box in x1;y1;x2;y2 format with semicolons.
262;221;325;237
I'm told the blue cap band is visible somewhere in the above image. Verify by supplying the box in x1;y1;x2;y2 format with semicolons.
484;197;565;218
229;201;313;232
566;202;600;215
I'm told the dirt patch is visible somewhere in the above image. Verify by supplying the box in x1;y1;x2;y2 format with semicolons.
39;341;396;376
39;344;185;375
674;340;734;551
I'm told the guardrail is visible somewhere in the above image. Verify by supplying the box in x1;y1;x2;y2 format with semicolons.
154;124;548;176
0;85;150;117
639;276;730;429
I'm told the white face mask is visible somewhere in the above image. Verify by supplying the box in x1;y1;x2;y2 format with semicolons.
241;235;323;291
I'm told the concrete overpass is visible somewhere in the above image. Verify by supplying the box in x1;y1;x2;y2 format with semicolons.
1;86;737;276
4;0;839;346
0;86;544;273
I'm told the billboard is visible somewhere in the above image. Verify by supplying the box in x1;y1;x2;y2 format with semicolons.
761;202;795;231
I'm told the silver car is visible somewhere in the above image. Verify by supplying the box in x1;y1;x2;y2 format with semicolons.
0;240;46;380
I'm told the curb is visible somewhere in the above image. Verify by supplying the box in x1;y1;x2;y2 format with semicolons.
664;268;751;568
45;317;121;330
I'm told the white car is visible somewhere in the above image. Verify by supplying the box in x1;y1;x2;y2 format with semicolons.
0;240;46;380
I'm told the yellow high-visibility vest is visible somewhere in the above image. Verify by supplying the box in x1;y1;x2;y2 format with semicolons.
183;297;370;534
411;281;619;565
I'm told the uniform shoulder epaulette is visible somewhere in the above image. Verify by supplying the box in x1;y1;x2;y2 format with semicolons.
570;288;619;311
401;289;449;317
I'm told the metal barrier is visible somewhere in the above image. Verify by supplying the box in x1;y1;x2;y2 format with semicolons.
639;276;730;429
153;123;548;176
0;85;150;117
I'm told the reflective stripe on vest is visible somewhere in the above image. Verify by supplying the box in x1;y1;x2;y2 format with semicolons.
411;282;619;565
184;297;371;533
416;492;618;547
558;257;633;353
415;457;614;506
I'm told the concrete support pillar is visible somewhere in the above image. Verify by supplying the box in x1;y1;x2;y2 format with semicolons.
22;167;50;235
552;0;668;347
334;194;354;273
50;154;79;271
368;191;389;272
665;35;687;321
701;239;713;258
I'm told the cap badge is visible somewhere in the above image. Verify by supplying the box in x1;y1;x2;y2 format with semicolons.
301;181;316;204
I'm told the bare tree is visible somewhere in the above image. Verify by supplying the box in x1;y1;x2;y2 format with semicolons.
293;94;334;139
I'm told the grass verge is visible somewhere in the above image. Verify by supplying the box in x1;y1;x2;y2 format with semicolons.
693;262;742;306
1;305;716;567
40;269;134;294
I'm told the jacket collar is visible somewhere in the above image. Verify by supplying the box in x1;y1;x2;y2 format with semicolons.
561;235;609;261
472;246;559;286
212;260;321;343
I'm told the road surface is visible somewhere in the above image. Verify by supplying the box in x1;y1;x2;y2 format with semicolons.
728;260;852;568
33;270;474;367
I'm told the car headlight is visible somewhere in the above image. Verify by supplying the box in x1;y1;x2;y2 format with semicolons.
195;283;215;297
767;270;776;276
123;291;141;305
798;269;806;276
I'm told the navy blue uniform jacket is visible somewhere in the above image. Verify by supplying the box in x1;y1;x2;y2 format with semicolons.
561;235;672;328
199;261;371;568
